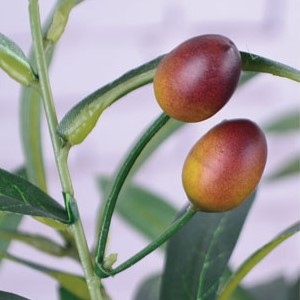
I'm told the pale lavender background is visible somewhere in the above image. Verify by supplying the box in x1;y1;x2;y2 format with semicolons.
0;0;299;299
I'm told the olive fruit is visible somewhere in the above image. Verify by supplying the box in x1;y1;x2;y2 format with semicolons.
153;34;241;122
182;119;267;212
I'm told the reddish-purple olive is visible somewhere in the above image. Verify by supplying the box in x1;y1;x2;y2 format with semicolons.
153;34;241;122
182;119;267;212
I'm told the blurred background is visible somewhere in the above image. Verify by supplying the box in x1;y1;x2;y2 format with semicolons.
0;0;299;299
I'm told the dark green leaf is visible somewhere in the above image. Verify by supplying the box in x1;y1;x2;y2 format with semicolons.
0;213;23;266
0;168;27;266
267;155;300;181
0;167;68;223
58;286;83;300
0;252;90;300
0;290;30;300
219;222;300;300
248;277;288;300
264;111;299;133
98;177;178;242
0;32;37;86
159;192;256;300
134;273;161;300
288;275;300;300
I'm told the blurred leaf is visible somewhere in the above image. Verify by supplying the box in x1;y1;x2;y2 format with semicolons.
247;277;288;300
134;273;161;300
0;252;90;300
267;155;300;181
288;275;300;300
0;229;69;257
0;32;37;86
218;222;300;300
58;286;83;300
98;177;178;243
0;213;23;266
264;111;299;133
0;291;30;300
0;167;69;223
159;192;255;300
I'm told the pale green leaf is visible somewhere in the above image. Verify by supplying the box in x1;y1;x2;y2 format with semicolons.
0;32;36;86
218;222;300;300
0;252;90;300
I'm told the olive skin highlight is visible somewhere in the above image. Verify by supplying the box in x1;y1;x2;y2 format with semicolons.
153;34;241;122
182;119;267;212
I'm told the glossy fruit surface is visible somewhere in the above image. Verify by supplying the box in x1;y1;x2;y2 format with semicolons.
182;119;267;212
153;34;241;122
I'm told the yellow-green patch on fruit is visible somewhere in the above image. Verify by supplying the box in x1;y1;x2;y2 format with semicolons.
182;119;267;212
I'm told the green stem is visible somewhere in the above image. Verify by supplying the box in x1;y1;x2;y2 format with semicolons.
28;1;102;299
96;207;196;278
95;113;170;264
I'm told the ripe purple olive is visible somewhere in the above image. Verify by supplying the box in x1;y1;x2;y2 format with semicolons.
182;119;267;212
153;34;241;122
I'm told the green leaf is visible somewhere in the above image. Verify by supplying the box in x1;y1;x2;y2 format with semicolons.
218;222;300;300
264;111;299;133
57;55;162;145
159;192;256;300
0;252;90;300
247;277;288;300
0;32;37;86
0;167;68;223
58;286;83;300
98;177;178;243
288;275;300;300
134;273;161;300
0;213;23;266
0;229;71;258
0;291;30;300
267;155;300;181
240;51;300;82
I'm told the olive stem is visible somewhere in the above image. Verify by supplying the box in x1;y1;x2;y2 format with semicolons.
96;206;197;278
28;1;103;299
95;113;170;265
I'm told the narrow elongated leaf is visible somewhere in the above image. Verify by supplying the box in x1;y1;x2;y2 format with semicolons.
0;252;90;300
0;32;37;86
264;111;299;133
160;192;256;300
0;291;30;300
98;177;178;242
240;51;300;82
134;273;161;300
0;168;68;223
267;155;300;181
0;229;70;257
0;168;26;266
218;222;300;300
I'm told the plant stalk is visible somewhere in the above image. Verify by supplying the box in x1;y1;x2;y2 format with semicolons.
28;1;102;299
97;207;197;278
